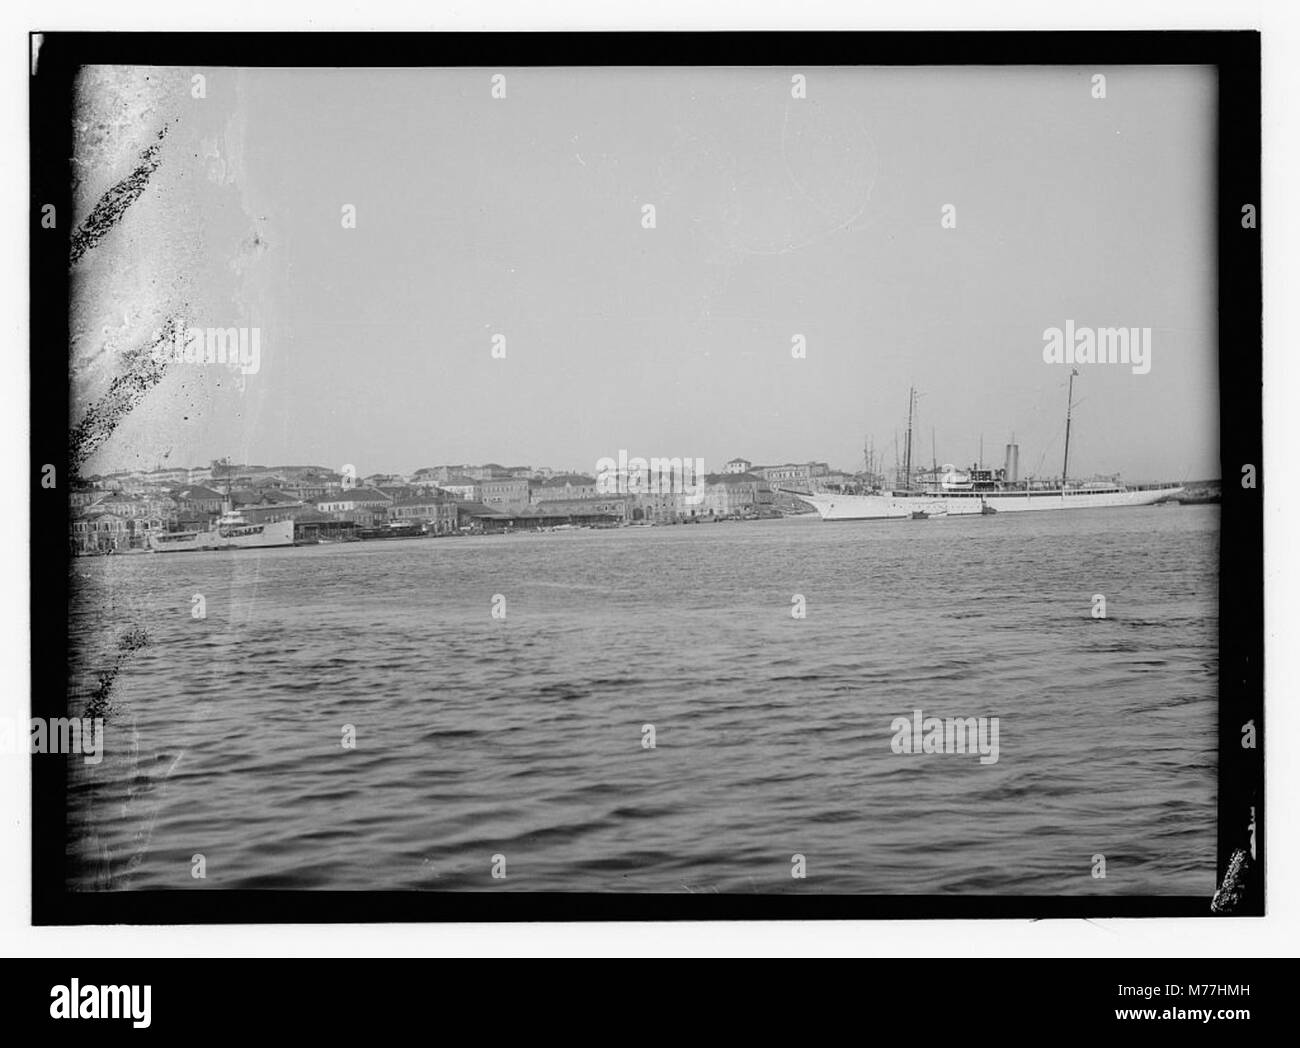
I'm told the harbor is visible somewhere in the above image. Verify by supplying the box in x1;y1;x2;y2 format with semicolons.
70;376;1204;554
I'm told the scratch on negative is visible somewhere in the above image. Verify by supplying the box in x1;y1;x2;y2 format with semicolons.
69;123;170;266
69;319;180;474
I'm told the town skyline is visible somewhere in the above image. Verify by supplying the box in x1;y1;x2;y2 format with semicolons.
79;432;1218;488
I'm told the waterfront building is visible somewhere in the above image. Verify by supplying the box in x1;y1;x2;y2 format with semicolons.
527;495;631;523
388;495;459;535
701;473;773;518
71;511;131;553
455;501;511;533
630;491;698;523
456;496;630;532
292;507;360;543
313;487;394;527
72;497;174;552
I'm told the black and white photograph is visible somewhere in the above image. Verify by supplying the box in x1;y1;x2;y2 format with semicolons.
23;24;1264;934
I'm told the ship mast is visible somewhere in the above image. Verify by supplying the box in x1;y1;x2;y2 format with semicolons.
865;435;880;490
903;386;915;492
1061;368;1078;491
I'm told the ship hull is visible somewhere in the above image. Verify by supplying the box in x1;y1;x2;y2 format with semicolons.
149;518;297;552
795;486;1183;521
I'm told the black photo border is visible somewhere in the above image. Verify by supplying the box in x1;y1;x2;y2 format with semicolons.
30;29;1262;924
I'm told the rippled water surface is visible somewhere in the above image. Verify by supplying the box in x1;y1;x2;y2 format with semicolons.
66;506;1219;893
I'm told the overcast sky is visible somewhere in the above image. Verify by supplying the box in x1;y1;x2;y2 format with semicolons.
87;64;1219;482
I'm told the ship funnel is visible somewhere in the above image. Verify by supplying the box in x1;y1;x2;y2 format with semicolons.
1003;443;1020;483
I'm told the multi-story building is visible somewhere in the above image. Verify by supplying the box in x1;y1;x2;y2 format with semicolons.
274;466;344;500
388;496;459;535
70;488;103;511
754;462;828;490
71;511;131;553
410;467;449;486
436;480;478;502
91;491;180;523
630;491;699;523
97;472;131;492
416;465;470;484
465;463;512;481
702;473;773;518
722;457;753;475
313;487;393;526
230;489;305;523
531;474;599;502
71;492;177;551
143;493;181;521
476;478;531;509
112;474;150;494
279;479;334;500
811;470;855;491
376;485;421;502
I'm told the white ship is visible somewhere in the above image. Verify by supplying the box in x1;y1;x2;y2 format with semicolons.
792;481;1181;521
792;375;1183;521
149;507;296;552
